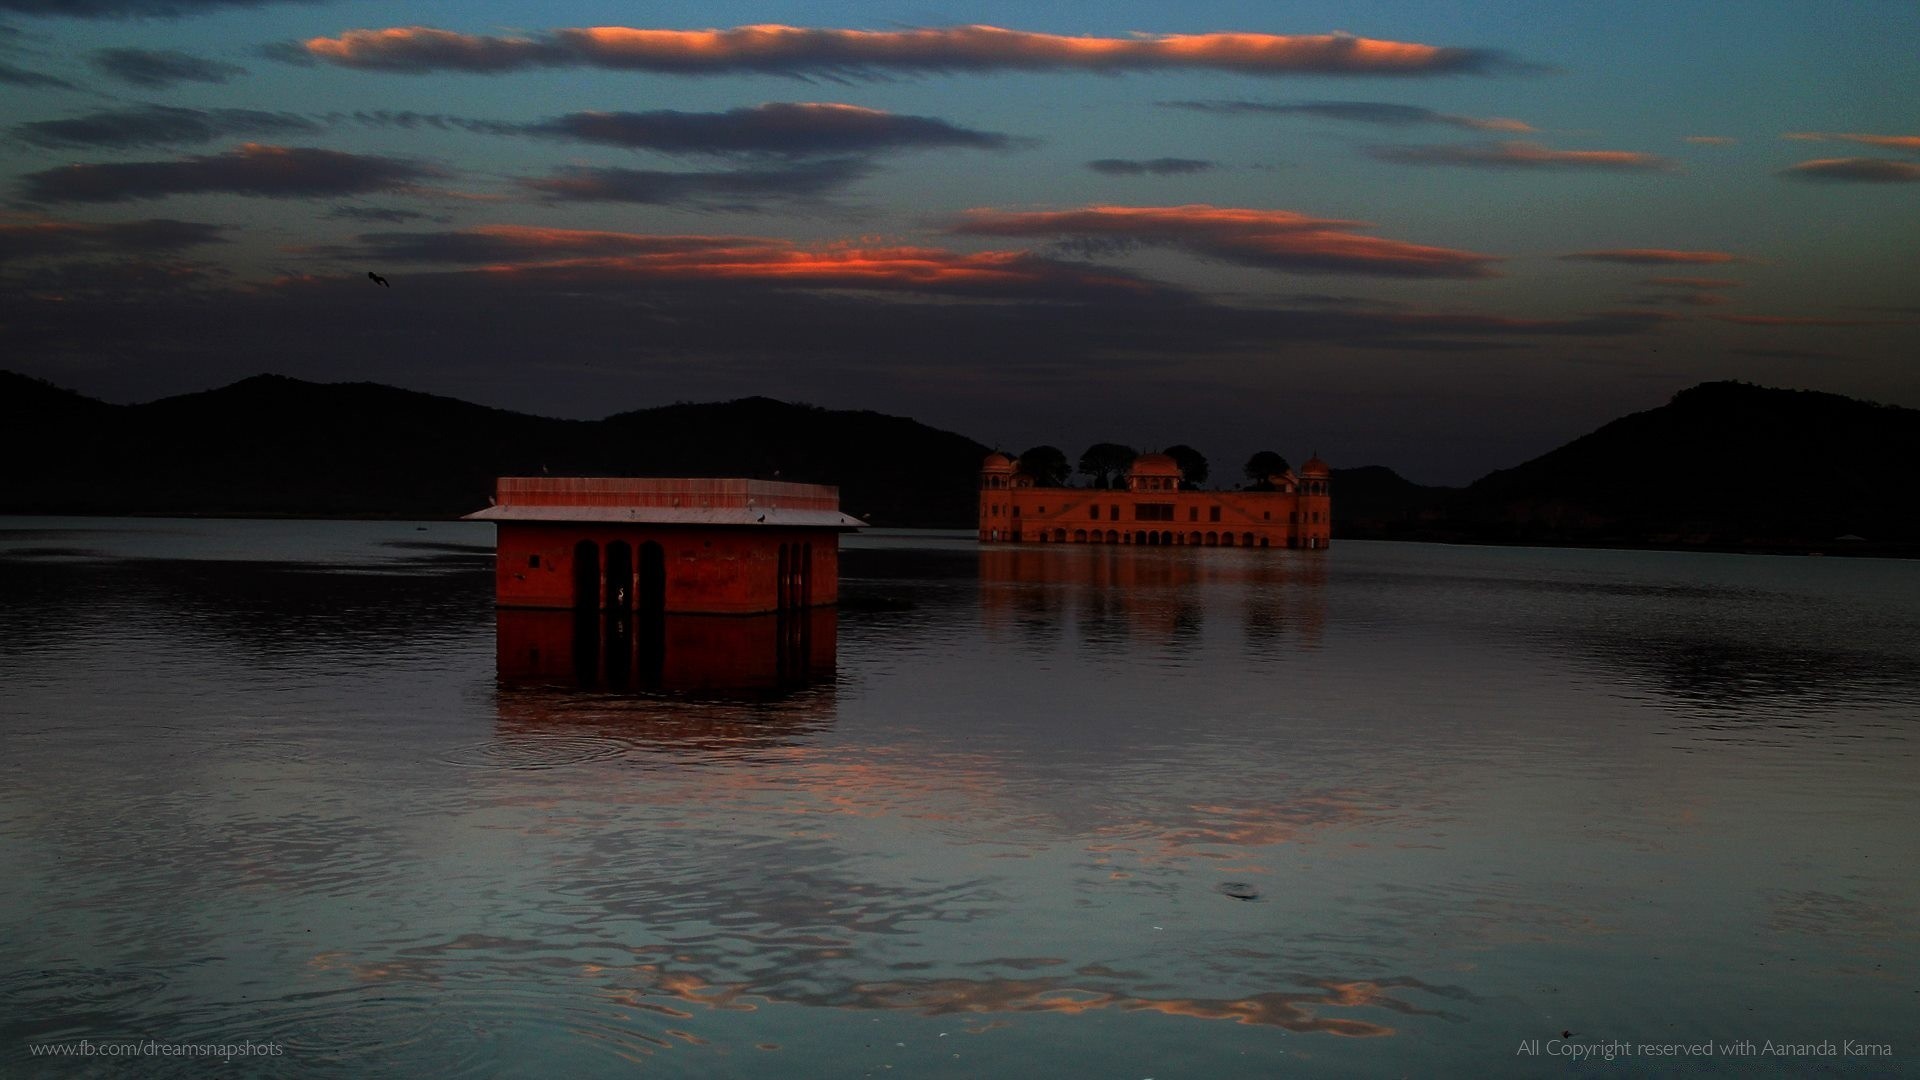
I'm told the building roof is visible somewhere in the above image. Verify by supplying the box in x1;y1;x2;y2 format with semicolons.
1130;453;1181;475
463;476;865;529
981;452;1017;471
1300;456;1331;477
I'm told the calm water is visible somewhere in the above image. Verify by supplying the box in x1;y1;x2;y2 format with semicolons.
2;519;1916;1078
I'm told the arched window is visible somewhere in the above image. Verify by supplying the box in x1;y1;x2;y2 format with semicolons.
572;539;600;610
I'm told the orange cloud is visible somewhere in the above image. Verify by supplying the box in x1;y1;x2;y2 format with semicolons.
1560;249;1743;265
329;224;1164;298
952;204;1501;278
302;24;1509;77
1782;132;1920;152
1778;157;1920;183
1370;140;1673;172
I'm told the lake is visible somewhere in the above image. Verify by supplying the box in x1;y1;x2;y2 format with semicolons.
1;519;1915;1077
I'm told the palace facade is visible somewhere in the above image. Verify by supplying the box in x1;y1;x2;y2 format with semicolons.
978;452;1331;549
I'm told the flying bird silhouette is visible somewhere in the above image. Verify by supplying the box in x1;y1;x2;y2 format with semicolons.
367;271;389;287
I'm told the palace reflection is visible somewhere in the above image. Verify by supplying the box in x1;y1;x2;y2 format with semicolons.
496;608;836;694
977;545;1326;652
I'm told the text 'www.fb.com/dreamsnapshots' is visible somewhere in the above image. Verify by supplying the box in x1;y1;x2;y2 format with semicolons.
28;1039;285;1062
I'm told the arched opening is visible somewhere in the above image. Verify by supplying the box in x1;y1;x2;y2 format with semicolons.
1220;533;1234;547
572;539;600;610
1259;536;1270;549
1205;531;1218;546
1134;530;1147;545
638;541;665;618
776;543;790;613
1161;531;1174;545
1054;528;1066;542
1073;529;1087;543
802;542;814;609
1242;532;1255;547
604;540;632;612
1106;530;1119;544
1188;531;1203;545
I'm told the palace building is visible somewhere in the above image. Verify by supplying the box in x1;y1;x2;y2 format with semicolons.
977;452;1331;549
465;477;865;614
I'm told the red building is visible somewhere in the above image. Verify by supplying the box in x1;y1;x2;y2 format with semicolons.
465;477;864;613
978;452;1331;549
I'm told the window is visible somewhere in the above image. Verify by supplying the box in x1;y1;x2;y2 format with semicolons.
1290;511;1298;524
1209;506;1221;522
1090;505;1100;519
528;554;540;568
1012;505;1020;517
1312;511;1321;523
1038;506;1046;514
1110;505;1120;520
1262;511;1270;520
1135;503;1175;521
1189;506;1198;521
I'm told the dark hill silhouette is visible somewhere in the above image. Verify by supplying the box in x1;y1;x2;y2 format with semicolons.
1438;381;1920;548
0;373;987;525
1329;465;1452;538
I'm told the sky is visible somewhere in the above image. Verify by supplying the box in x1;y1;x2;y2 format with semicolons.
2;1;1916;484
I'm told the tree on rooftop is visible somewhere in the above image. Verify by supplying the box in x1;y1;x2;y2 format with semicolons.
1163;444;1209;490
1017;445;1071;487
1244;451;1291;490
1078;443;1137;489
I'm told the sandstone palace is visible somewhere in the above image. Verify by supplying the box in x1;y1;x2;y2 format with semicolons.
978;452;1331;549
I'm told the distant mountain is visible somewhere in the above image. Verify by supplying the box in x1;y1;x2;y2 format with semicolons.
0;373;987;526
1437;381;1920;548
1329;465;1452;538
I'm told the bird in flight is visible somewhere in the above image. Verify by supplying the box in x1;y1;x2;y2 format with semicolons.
367;271;390;287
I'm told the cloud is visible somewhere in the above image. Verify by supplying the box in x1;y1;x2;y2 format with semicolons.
1369;140;1673;171
952;204;1501;278
0;217;225;260
1162;99;1531;132
0;0;328;16
308;224;1172;301
1777;157;1920;183
299;24;1513;78
524;103;1015;156
18;143;445;203
90;46;245;87
13;105;320;149
1560;249;1742;265
520;157;873;209
1086;158;1216;176
1643;276;1740;289
1684;135;1736;145
0;58;74;88
325;205;432;223
1782;132;1920;153
1715;314;1907;327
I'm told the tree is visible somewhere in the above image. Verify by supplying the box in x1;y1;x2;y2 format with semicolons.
1078;443;1137;489
1244;451;1291;489
1163;444;1209;490
1017;445;1071;487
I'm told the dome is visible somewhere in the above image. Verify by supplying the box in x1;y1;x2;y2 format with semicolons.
1300;456;1331;477
1129;453;1181;476
980;452;1016;472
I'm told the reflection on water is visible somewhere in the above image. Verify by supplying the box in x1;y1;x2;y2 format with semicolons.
1;519;1916;1077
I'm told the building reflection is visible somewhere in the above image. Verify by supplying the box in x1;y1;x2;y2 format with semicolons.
496;608;836;694
977;546;1325;651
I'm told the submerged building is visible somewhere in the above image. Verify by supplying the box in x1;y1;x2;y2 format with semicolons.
465;477;865;613
978;452;1331;549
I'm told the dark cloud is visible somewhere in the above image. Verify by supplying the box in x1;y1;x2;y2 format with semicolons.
1561;249;1743;266
1086;158;1216;176
326;109;514;135
953;204;1501;279
523;103;1015;156
0;217;225;260
13;105;319;149
300;25;1514;78
1369;140;1673;171
1161;99;1531;132
324;205;432;224
0;0;328;16
89;46;245;87
18;143;445;203
1777;157;1920;183
0;57;73;88
521;157;873;209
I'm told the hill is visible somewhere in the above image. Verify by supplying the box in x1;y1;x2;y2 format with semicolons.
1436;381;1920;549
0;374;988;526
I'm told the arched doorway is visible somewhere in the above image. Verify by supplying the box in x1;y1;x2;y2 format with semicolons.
638;541;665;618
572;539;600;610
604;540;632;612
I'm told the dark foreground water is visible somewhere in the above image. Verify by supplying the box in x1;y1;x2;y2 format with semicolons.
1;519;1915;1078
